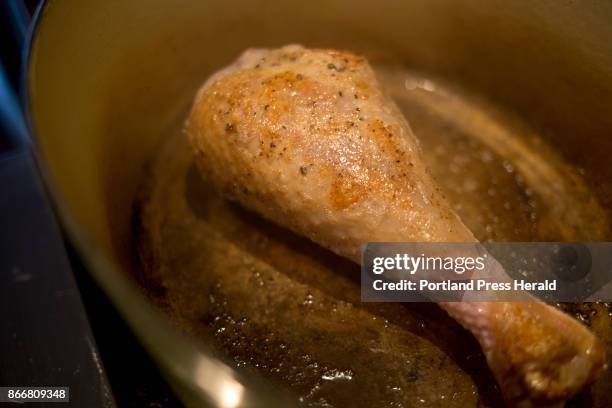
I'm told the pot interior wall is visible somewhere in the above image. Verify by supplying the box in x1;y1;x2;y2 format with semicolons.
29;0;612;270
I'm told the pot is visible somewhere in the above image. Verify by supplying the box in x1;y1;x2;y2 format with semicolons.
25;0;612;406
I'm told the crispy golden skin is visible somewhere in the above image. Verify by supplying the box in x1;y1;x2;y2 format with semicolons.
187;45;474;260
187;45;605;406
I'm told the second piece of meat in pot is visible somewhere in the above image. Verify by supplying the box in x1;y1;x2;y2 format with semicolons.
186;45;605;406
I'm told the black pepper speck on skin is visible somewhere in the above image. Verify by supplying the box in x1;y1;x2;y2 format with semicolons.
326;63;346;72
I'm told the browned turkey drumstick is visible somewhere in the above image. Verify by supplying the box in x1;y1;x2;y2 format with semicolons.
186;45;605;406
